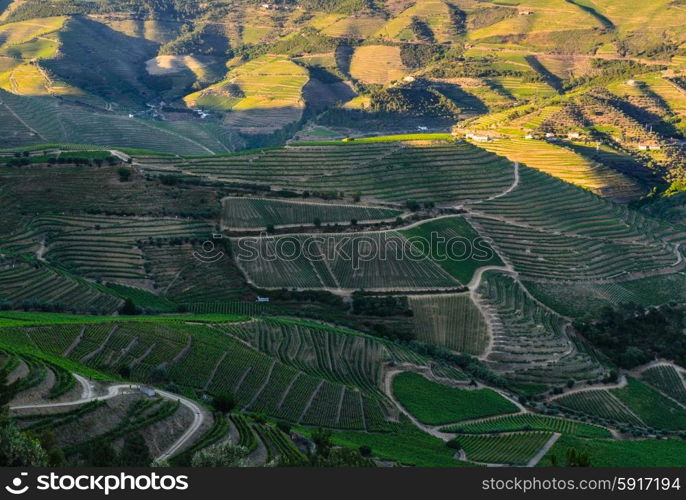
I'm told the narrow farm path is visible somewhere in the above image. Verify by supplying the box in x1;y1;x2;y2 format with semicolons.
547;374;628;401
484;161;520;201
526;433;560;467
0;98;47;140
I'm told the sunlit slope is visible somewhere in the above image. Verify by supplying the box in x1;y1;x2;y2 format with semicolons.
184;55;309;133
374;0;461;43
0;16;82;97
349;45;407;85
473;137;644;200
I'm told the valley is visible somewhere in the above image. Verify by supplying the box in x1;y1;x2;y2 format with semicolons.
0;0;685;469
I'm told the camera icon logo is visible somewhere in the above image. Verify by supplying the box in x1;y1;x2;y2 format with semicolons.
192;234;225;264
5;472;29;495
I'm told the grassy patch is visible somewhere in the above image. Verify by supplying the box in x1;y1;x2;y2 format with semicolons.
401;216;503;284
392;372;518;425
105;283;178;312
329;422;470;467
540;435;686;467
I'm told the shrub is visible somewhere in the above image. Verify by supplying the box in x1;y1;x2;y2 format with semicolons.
212;393;236;413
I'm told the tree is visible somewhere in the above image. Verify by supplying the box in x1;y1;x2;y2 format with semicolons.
212;392;236;413
313;217;322;227
117;167;132;182
406;199;420;211
0;424;48;466
311;427;333;458
565;448;591;467
446;439;462;450
119;298;139;315
191;442;250;467
119;432;152;467
89;440;118;466
310;447;374;467
0;368;47;466
38;431;65;466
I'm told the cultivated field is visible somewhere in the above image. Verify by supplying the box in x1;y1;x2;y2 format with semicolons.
443;413;611;438
184;55;309;133
349;46;407;85
392;372;518;425
408;294;489;355
137;140;516;204
474;138;643;200
221;197;402;229
230;231;460;291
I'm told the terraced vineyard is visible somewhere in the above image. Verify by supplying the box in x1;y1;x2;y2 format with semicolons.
553;378;686;430
456;432;553;466
221;197;402;229
349;45;407;85
611;378;686;431
184;55;309;133
136;141;516;204
640;364;686;406
476;271;605;384
474;138;643;200
523;274;686;317
231;231;460;291
442;414;612;438
471;215;678;281
553;389;645;427
0;259;123;313
408;294;488;355
0;90;233;155
0;316;465;431
392;372;518;425
1;0;686;470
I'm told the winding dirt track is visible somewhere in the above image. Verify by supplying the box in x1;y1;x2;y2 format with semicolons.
10;376;206;462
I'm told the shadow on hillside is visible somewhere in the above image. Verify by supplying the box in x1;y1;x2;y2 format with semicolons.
335;44;355;79
41;16;162;107
432;82;489;115
569;142;660;186
525;55;563;93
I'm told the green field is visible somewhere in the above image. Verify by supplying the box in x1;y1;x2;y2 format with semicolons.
221;197;402;229
392;372;518;425
401;216;504;284
456;432;553;466
443;413;612;438
330;422;468;467
610;378;686;431
541;435;686;467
